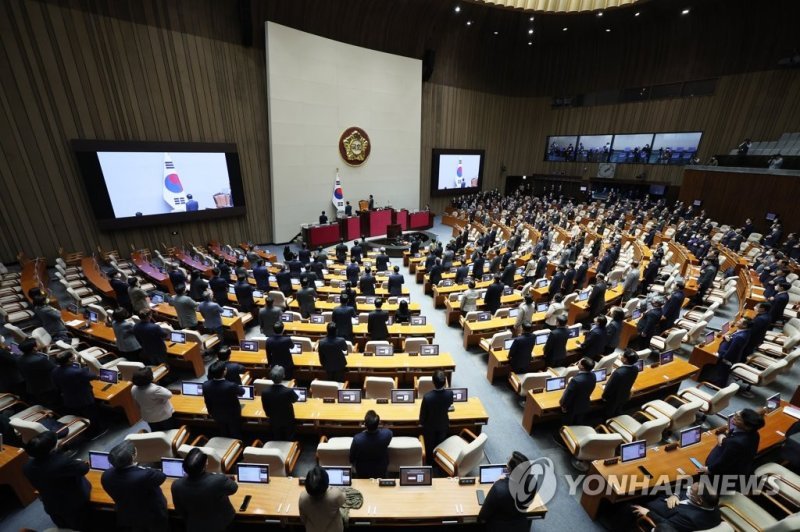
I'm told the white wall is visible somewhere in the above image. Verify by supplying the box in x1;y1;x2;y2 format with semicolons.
265;22;422;242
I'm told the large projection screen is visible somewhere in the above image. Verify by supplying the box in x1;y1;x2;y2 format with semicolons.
266;22;422;242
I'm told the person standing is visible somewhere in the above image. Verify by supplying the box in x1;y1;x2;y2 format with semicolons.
171;447;239;532
477;451;534;532
621;262;640;301
331;295;357;341
111;308;142;362
515;295;537;333
131;367;176;432
604;307;625;354
32;296;70;342
296;279;317;319
267;321;295;379
459;280;480;313
198;291;224;344
260;365;299;440
559;357;596;425
16;338;59;407
387;266;405;297
133;310;169;366
350;410;393;479
601;349;639;418
367;298;390;341
209;268;230;307
51;351;105;438
544;316;570;368
299;466;346;532
586;273;607;321
259;296;283;337
579;315;608;361
484;275;504;315
318;322;348;382
508;322;536;375
701;408;764;487
234;275;255;316
202;361;243;439
110;271;133;312
419;370;454;462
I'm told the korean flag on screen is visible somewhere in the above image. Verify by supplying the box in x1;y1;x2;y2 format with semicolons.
438;154;480;190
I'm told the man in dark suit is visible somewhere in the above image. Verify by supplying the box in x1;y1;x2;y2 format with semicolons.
344;201;353;216
350;240;363;263
660;282;685;331
500;261;516;287
168;265;187;290
51;351;106;438
548;265;566;299
22;431;91;530
368;194;375;210
419;370;453;463
0;336;24;395
632;482;721;532
359;267;377;296
703;408;763;484
185;193;199;211
563;263;576;295
471;253;485;280
252;259;270;291
477;451;534;532
350;410;393;479
640;255;661;294
559;357;596;425
15;338;59;407
171;447;238;531
485;275;504;315
216;346;245;385
428;258;443;286
332;295;357;341
209;268;230;307
387;266;404;297
260;365;298;440
602;349;639;417
275;264;293;294
579;315;607;361
234;275;255;315
604;308;625;354
693;260;717;304
110;271;132;311
544;316;570;368
318;322;348;382
508;322;536;374
367;298;390;341
586;273;607;321
267;321;295;379
319;210;328;224
132;310;169;366
635;299;663;349
488;254;502;275
745;302;772;356
346;259;360;285
335;239;348;264
533;254;548;280
202;361;243;439
597;250;614;276
770;282;791;323
573;258;589;291
298;243;311;265
101;440;169;532
375;248;390;272
713;317;752;386
454;262;469;285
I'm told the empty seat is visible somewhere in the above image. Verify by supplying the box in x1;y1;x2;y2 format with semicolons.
363;376;396;400
606;412;669;445
678;382;739;418
316;436;353;467
387;436;425;473
11;411;90;448
241;439;300;476
560;425;625;471
642;397;704;432
433;429;488;477
125;426;190;463
310;379;346;399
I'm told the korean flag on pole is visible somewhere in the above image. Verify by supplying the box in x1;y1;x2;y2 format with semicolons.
332;170;345;213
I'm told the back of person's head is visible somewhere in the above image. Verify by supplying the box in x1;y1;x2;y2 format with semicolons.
139;309;153;322
364;409;380;432
507;450;529;472
579;357;596;371
305;465;330;498
522;322;534;334
326;322;337;337
55;350;74;366
19;338;37;354
612;308;625;321
374;298;383;309
554;293;564;303
212;267;220;276
32;294;47;307
622;349;639;365
132;367;154;387
398;300;409;312
108;440;136;468
758;302;772;313
183;447;208;479
274;321;285;335
739;317;753;329
25;430;57;459
208;360;227;380
596;273;605;282
113;307;130;321
432;370;447;389
524;295;534;305
676;281;685;290
217;345;232;362
266;297;274;308
393;265;400;273
128;277;139;287
270;365;285;384
556;315;568;327
739;408;765;431
175;284;186;295
595;315;607;327
468;281;476;289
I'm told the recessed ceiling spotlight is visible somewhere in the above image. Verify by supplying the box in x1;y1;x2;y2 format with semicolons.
605;28;611;32
634;11;640;17
681;8;690;15
493;31;499;35
528;28;534;34
527;41;533;46
529;16;534;22
466;20;472;26
454;5;461;13
562;27;568;31
597;11;603;17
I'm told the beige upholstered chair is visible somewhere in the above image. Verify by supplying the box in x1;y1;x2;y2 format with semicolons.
364;376;396;400
642;397;704;432
678;382;739;418
387;436;425;473
508;371;554;396
310;379;346;399
242;440;301;476
178;435;243;473
403;337;429;354
10;411;90;448
433;429;488;477
720;492;800;532
116;361;169;382
606;412;669;445
730;357;787;396
649;328;686;352
478;330;512;352
316;436;353;467
364;341;391;354
560;425;624;471
125;426;190;463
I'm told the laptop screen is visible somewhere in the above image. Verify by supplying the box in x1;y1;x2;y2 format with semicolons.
87;310;99;323
568;325;582;338
704;331;715;344
240;340;259;352
338;390;362;403
503;286;513;295
535;279;548;288
280;313;293;322
503;338;515;350
508;308;519;318
237;463;270;484
89;451;111;470
181;382;204;396
252;291;264;299
535;331;550;346
545;377;566;392
593;369;607;382
310;314;325;324
420;344;439;355
98;369;118;385
391;389;415;403
375;345;393;356
620;440;647;463
766;393;781;413
238;385;255;400
636;360;645;372
150;293;164;304
292;387;307;402
221;307;236;318
679;426;702;448
410;316;426;326
451;388;468;402
578;290;590;301
479;464;508;484
537;303;549;312
324;467;352;486
170;331;186;344
290;342;303;355
399;466;432;486
631;308;642;320
720;321;731;335
161;458;185;478
659;350;674;365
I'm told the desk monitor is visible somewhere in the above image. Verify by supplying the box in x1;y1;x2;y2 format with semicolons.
330;295;341;303
8;342;22;356
545;377;566;392
290;278;300;286
314;280;325;288
227;286;236;294
631;308;642;320
580;186;588;192
704;331;715;345
161;457;185;478
290;342;303;355
292;387;308;402
503;338;515;350
400;466;433;486
679;426;702;448
170;331;186;344
766;393;781;413
238;385;255;400
386;315;395;327
98;368;118;385
89;451;111;470
410;316;427;326
765;212;777;221
253;291;264;299
375;345;394;356
482;274;494;281
535;279;549;288
568;324;582;339
451;388;468;402
508;308;520;318
620;440;647;463
659;351;674;365
87;310;99;323
420;344;439;356
181;381;203;396
593;369;607;382
503;286;513;295
237;463;269;484
364;296;376;304
449;267;458;274
720;321;731;335
150;293;165;305
479;464;508;484
636;359;645;372
578;289;591;302
391;389;415;404
280;313;294;323
727;413;737;431
240;340;258;352
310;314;325;324
441;280;454;287
477;312;491;322
221;307;236;318
536;302;549;312
535;331;550;346
323;467;352;486
338;390;362;404
66;303;79;314
693;199;703;207
269;275;278;283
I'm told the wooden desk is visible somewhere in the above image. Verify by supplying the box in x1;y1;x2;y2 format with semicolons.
432;279;493;308
277;322;436;349
288;299;421;315
315;284;410;298
567;285;624;325
462;316;518;348
444;293;523;325
521;359;699;433
92;379;140;425
580;402;800;519
152;303;247;342
229;350;455;384
619;318;640;351
81;257;114;298
61;310;205;377
86;471;546;526
170;396;488;436
0;445;36;506
208;241;248;267
131;252;174;294
175;251;213;278
485;335;585;382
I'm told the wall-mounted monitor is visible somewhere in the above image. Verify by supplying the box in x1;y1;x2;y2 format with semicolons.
650;132;702;165
545;136;578;162
575;135;613;162
430;149;484;196
609;134;655;164
72;140;246;230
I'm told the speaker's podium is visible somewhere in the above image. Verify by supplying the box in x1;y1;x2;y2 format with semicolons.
302;222;340;248
361;208;394;237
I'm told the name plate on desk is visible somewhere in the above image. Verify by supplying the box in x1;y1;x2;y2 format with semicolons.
379;479;397;487
323;398;335;404
459;477;476;485
376;398;389;404
603;458;619;466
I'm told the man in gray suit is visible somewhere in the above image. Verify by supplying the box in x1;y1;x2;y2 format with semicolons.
259;296;283;337
295;279;317;319
171;284;199;330
622;261;640;301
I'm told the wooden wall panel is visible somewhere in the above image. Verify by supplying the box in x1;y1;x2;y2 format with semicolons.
0;0;272;263
679;169;800;235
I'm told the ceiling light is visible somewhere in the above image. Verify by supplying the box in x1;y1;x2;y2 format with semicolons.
527;41;533;46
466;20;472;26
562;27;568;31
605;28;611;32
529;16;534;22
528;28;534;34
681;8;690;15
597;11;603;17
635;11;640;17
454;5;461;13
493;31;499;35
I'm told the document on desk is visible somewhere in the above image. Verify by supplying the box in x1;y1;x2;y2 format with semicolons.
67;319;85;327
783;405;800;420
